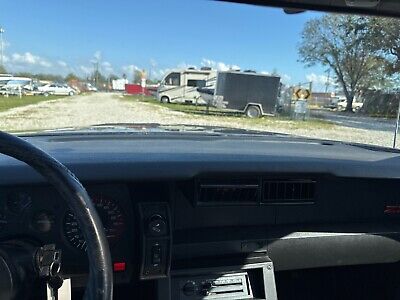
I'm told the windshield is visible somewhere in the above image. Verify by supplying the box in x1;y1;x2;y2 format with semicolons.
0;1;399;148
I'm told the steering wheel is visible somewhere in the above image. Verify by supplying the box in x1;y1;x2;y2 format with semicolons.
0;131;113;299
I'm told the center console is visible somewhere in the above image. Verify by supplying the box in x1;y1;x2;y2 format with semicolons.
138;202;278;300
158;253;277;300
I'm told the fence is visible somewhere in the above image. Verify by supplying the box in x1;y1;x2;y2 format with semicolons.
361;91;400;117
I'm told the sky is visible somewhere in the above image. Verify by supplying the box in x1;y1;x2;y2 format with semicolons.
0;0;332;90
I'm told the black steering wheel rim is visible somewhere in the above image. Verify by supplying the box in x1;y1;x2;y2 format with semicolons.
0;131;113;300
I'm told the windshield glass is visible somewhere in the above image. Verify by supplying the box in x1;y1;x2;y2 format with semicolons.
0;1;399;147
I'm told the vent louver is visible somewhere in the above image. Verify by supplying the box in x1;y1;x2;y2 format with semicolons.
197;179;260;205
262;179;316;204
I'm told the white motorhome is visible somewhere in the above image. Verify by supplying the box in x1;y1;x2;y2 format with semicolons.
4;78;33;90
157;68;217;104
0;74;14;87
0;76;34;94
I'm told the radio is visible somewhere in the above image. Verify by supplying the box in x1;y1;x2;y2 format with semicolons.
180;273;252;299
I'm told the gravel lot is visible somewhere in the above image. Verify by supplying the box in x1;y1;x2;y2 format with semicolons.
0;92;396;148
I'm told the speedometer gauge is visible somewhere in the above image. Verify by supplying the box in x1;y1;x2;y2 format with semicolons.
63;196;125;251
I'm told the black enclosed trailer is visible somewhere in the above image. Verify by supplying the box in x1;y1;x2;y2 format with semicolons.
214;71;281;117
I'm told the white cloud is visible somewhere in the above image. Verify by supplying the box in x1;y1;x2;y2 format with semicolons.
102;61;114;74
93;50;101;61
150;58;157;67
11;52;52;67
90;51;102;64
306;73;335;85
201;58;215;67
281;74;291;83
177;62;196;69
217;62;229;71
80;65;92;74
154;68;170;78
57;60;67;67
305;73;338;91
122;64;140;74
2;54;9;63
201;58;240;71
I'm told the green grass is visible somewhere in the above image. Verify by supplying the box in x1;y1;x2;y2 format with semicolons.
121;94;334;130
127;95;223;114
0;95;64;113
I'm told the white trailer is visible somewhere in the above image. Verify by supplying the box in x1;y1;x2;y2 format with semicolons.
157;68;216;104
112;79;128;91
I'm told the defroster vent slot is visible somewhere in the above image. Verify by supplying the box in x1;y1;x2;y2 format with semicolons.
262;179;316;205
197;179;260;205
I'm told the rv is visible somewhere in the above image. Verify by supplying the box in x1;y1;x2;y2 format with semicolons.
4;78;33;90
157;68;217;104
0;74;14;87
0;76;34;95
0;76;33;89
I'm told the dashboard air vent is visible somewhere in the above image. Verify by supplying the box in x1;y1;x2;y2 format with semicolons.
197;179;260;205
262;179;315;204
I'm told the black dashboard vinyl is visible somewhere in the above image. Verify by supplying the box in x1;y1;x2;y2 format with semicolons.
1;133;400;281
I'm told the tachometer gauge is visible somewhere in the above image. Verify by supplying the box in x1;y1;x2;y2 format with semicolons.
63;196;125;251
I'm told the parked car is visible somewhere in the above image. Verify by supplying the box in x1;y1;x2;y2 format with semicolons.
337;99;363;112
38;83;76;96
86;83;98;92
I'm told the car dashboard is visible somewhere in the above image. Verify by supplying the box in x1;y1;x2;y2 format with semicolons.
1;133;400;299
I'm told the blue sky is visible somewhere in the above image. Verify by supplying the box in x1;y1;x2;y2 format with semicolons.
0;0;330;90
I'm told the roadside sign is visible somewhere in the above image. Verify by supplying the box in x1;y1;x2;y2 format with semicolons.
293;88;311;100
294;100;308;114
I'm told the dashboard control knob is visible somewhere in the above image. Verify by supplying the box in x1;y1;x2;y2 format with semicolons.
182;281;196;296
202;281;212;290
199;289;211;296
147;214;167;236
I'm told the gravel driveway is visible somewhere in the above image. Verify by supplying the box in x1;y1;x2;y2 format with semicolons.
0;92;396;148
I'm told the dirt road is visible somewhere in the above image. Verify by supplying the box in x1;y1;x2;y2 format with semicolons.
0;93;189;132
312;109;396;132
0;93;395;148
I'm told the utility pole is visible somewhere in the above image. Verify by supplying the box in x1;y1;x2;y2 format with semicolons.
394;98;400;148
92;61;99;87
0;27;5;68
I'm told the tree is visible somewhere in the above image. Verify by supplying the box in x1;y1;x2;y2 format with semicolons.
0;65;7;74
14;72;64;82
65;73;80;82
35;73;64;82
108;74;119;81
15;72;34;78
299;15;386;112
92;70;107;88
367;17;400;76
133;70;142;84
